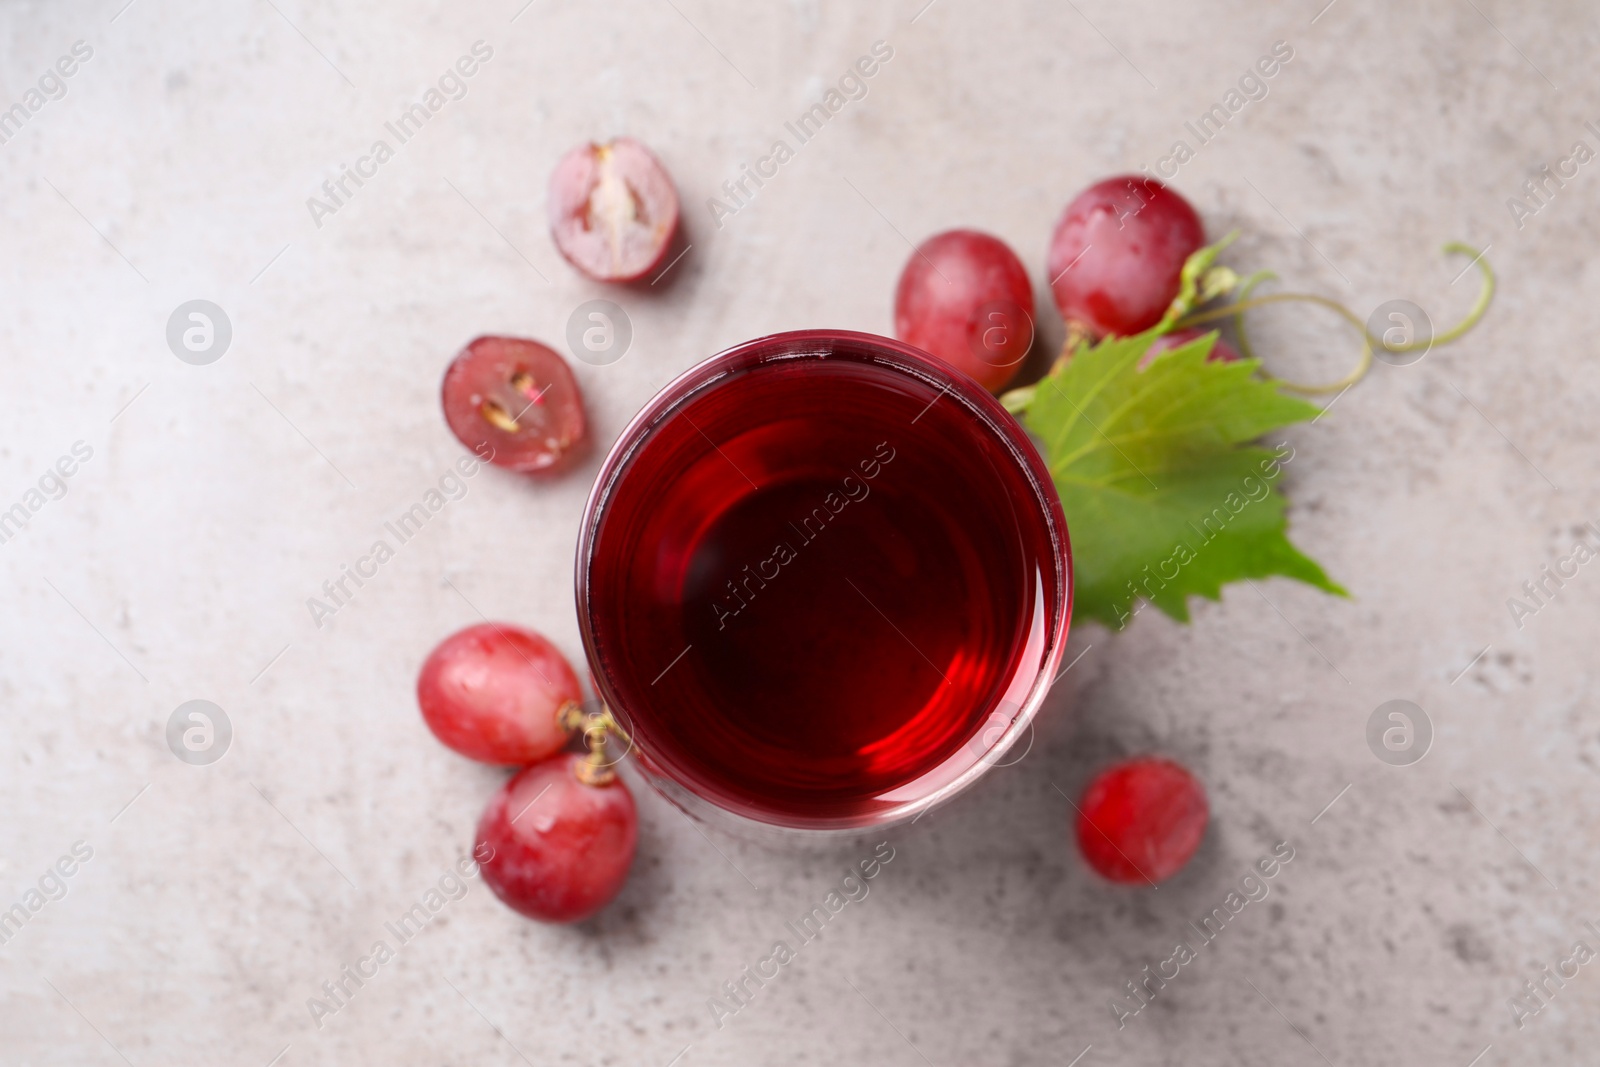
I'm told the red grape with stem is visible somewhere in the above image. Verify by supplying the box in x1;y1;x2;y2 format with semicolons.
476;750;638;923
417;622;582;765
1047;176;1204;339
1143;326;1240;367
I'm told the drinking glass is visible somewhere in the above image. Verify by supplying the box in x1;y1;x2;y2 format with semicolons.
576;330;1071;838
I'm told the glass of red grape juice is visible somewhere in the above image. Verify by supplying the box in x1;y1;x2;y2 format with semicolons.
577;330;1071;836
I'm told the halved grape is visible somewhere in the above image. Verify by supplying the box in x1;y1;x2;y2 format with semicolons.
441;335;586;473
548;138;679;282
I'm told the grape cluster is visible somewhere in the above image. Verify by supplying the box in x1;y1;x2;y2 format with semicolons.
418;624;637;923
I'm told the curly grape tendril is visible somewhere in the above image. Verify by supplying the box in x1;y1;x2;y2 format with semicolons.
1173;242;1496;395
998;242;1494;413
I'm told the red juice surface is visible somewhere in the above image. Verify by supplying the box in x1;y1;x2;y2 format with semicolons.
582;335;1068;827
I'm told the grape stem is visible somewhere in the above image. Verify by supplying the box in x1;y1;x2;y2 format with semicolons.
557;701;631;786
1172;242;1496;396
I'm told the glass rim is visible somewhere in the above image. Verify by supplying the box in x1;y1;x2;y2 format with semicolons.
574;329;1073;836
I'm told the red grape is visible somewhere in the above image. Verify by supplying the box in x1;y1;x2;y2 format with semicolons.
893;229;1036;392
476;753;638;923
548;138;680;282
417;622;581;766
441;335;586;473
1075;757;1208;885
1047;176;1205;338
1143;327;1241;368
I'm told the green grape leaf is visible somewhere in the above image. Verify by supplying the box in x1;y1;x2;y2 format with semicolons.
1022;328;1347;629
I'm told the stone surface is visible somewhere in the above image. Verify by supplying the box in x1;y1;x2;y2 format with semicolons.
1;1;1597;1064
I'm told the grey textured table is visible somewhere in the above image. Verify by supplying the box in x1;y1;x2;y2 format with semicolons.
2;1;1596;1064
